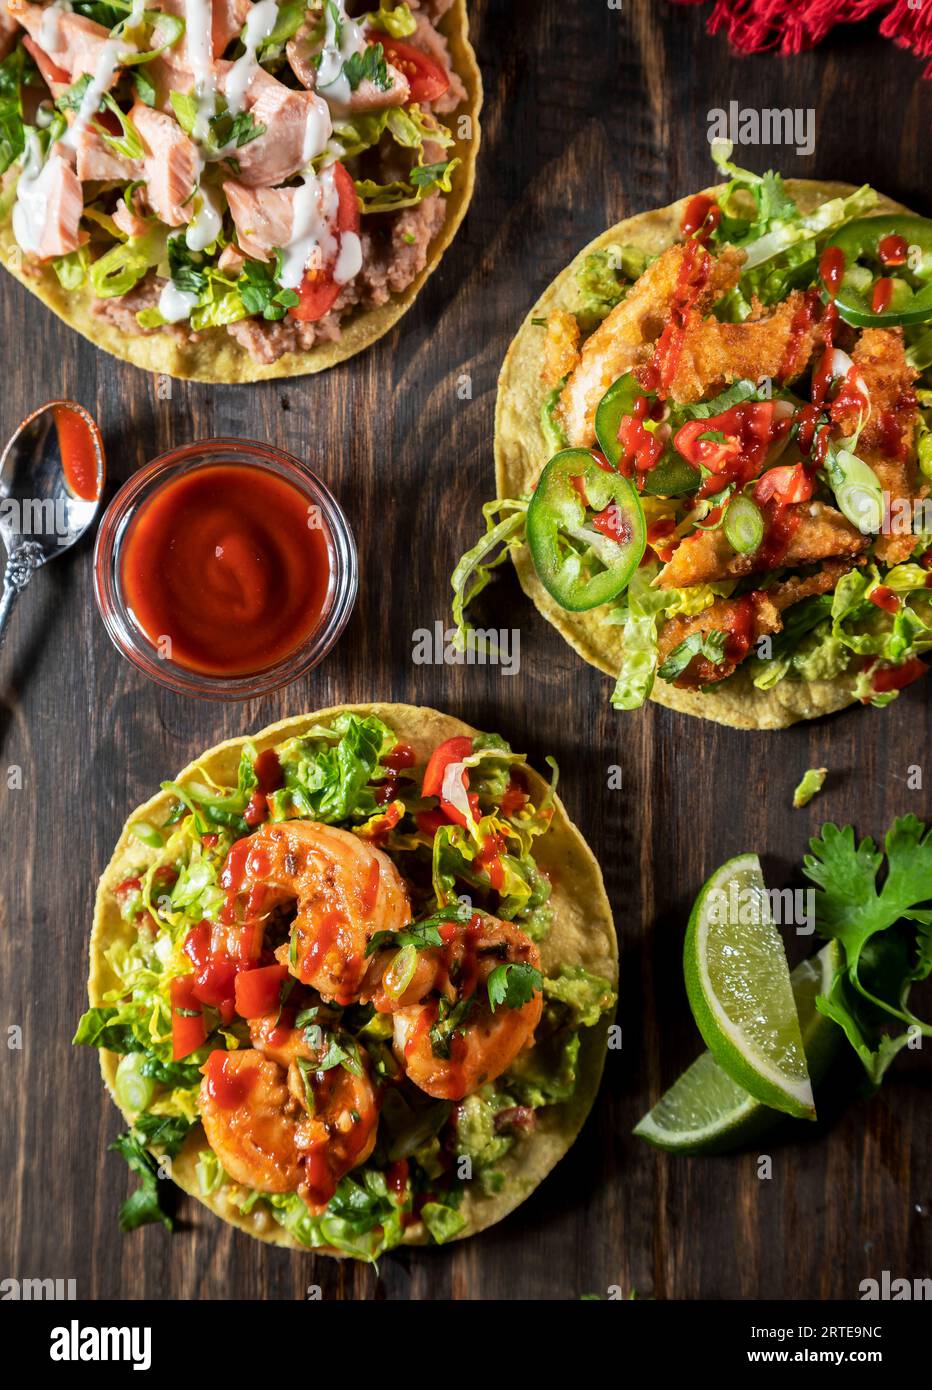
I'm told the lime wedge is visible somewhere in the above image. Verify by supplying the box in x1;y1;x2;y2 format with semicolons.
634;943;841;1153
683;853;816;1120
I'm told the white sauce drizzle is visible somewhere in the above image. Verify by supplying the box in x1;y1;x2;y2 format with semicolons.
185;181;222;252
60;37;125;150
40;0;72;54
279;166;339;290
184;0;217;142
316;0;367;113
301;93;332;164
334;229;361;284
11;132;60;255
226;0;279;115
158;280;199;322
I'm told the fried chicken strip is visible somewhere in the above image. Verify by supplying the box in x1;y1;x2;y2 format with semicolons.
657;291;822;404
657;501;868;589
558;244;744;446
656;562;856;689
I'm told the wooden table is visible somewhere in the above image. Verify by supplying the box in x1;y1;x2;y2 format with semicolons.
1;0;929;1301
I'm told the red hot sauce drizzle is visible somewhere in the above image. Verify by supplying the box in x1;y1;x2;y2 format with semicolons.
637;240;711;399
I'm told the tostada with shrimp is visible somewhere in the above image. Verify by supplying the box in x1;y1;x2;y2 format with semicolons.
455;143;932;729
76;704;616;1258
0;0;479;382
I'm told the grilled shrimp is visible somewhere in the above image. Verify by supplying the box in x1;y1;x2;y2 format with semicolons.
221;820;411;1005
385;916;543;1102
199;1049;303;1193
287;1052;380;1211
201;1024;380;1207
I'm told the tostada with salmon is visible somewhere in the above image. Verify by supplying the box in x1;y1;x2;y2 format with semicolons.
455;145;932;728
76;705;616;1257
0;0;480;381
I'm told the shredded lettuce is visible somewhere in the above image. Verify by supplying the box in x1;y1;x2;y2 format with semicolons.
269;713;398;823
0;45;31;177
610;563;672;708
708;140;878;320
90;224;167;299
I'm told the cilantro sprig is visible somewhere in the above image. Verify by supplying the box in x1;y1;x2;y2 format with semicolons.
366;903;472;958
487;962;542;1013
805;816;932;1083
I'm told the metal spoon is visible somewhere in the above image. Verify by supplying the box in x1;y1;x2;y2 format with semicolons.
0;400;105;650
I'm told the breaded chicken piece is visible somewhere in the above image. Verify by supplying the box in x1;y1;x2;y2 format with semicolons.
656;561;856;689
542;309;581;388
657;594;782;688
558;244;744;445
840;328;920;566
767;559;859;611
657;291;822;405
657;501;868;589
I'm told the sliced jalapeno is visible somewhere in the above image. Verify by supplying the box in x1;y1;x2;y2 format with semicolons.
596;372;700;496
526;448;646;611
820;215;932;328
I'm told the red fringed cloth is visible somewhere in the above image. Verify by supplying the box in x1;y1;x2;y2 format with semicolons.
670;0;932;77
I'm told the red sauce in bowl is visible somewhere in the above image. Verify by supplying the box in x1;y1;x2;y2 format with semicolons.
120;463;333;676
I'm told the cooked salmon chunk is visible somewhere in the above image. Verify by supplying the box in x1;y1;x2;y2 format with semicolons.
73;126;141;182
217;65;332;188
0;0;20;60
287;22;411;110
13;151;83;258
155;0;250;64
9;2;117;83
133;103;199;227
558;243;744;446
223;179;295;260
657;501;868;589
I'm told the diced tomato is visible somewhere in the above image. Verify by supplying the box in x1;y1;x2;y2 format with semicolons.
753;462;814;506
289;161;360;323
421;736;484;826
422;735;472;798
170;976;206;1060
114;877;142;908
675;402;784;499
869;657;927;695
234;964;290;1019
201;833;219;849
183;921;238;1010
378;37;450;103
591;503;631;545
416;808;448;838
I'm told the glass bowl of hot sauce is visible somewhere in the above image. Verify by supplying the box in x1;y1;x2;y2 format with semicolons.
94;439;357;699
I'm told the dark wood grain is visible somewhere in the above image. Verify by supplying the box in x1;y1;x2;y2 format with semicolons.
1;0;930;1302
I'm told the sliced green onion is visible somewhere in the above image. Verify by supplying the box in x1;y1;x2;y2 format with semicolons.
827;448;884;535
723;494;764;554
129;820;163;848
114;1053;156;1114
383;943;418;999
